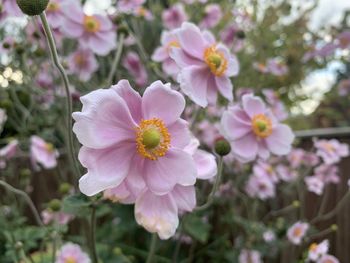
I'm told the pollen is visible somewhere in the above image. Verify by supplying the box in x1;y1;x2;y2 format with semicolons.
293;227;302;237
83;15;101;33
204;44;228;76
136;118;171;160
309;243;318;252
65;257;77;263
167;40;180;53
45;143;54;153
252;114;273;139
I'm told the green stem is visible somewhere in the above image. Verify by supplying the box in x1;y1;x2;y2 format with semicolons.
39;12;80;180
146;234;158;263
107;33;125;86
195;157;224;211
0;180;43;226
90;205;98;263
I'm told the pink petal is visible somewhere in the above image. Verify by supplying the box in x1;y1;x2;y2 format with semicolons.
144;149;197;195
215;76;233;101
135;190;179;239
168;119;191;149
193;149;217;180
72;88;136;149
265;124;295;155
220;106;251;141
242;94;266;118
232;133;258;162
169;48;204;68
178;65;211;107
152;47;168;61
142;81;185;126
78;144;134;196
171;185;196;212
112;79;142;123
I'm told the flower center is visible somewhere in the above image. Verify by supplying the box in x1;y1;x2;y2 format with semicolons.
65;257;77;263
167;40;180;53
136;118;171;160
293;227;302;237
309;243;318;252
47;2;60;12
45;143;54;153
83;15;101;33
74;54;86;67
251;114;273;139
204;45;228;76
323;142;335;152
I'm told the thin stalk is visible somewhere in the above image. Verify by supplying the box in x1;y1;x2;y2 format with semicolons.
195;157;224;211
0;180;43;226
107;33;125;86
39;12;80;180
90;205;98;263
146;234;158;263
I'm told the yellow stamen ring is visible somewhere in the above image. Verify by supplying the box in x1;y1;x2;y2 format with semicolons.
136;118;171;160
252;114;273;139
204;44;228;77
83;15;101;33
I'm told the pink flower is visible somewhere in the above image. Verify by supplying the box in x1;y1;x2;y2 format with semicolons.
317;254;339;263
220;24;245;52
152;30;180;77
314;139;349;165
253;160;279;183
276;164;298;182
60;2;116;56
133;6;154;21
67;49;98;81
162;3;188;30
199;4;222;29
122;52;148;87
42;209;74;225
30;136;59;170
73;80;196;197
287;221;309;245
253;62;269;73
305;176;325;195
45;0;71;29
0;140;18;169
117;0;145;13
262;89;288;121
239;249;262;263
245;173;276;200
314;165;340;184
220;94;294;162
308;240;329;261
55;243;90;263
170;22;239;107
263;230;276;242
266;58;288;76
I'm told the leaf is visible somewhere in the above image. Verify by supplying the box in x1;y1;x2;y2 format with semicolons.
62;193;91;217
183;214;211;243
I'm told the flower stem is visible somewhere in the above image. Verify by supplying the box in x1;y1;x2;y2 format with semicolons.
146;234;158;263
39;12;80;180
90;204;98;263
195;157;224;211
0;180;43;226
107;33;125;86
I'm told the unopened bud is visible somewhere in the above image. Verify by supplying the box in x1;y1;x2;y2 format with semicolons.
214;138;231;156
292;200;300;208
48;199;61;212
59;183;71;195
331;224;338;232
16;0;49;16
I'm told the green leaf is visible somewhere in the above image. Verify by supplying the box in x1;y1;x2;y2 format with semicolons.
183;215;211;243
62;193;91;217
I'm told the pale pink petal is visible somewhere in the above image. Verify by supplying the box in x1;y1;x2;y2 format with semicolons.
168;119;191;149
193;149;217;180
242;94;266;118
171;185;196;212
265;124;295;155
215;76;233;101
220;106;251;141
142;81;185;126
232;133;258;161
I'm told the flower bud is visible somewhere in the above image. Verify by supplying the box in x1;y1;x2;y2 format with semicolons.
117;25;129;37
331;224;338;232
48;199;61;212
16;0;49;16
59;183;72;195
292;200;300;208
214;138;231;156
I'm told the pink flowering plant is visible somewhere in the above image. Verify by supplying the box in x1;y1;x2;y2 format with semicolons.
0;0;350;262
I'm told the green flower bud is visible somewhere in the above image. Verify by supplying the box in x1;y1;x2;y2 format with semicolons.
214;138;231;156
117;25;129;37
331;224;338;232
16;0;49;16
48;199;61;212
236;30;246;39
292;200;300;208
59;183;71;195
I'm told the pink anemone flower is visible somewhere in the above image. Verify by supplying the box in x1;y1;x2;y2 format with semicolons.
73;80;197;197
220;94;294;163
162;3;188;30
287;221;309;245
122;52;148;87
152;30;181;78
55;243;90;263
170;22;239;107
314;139;349;165
30;136;59;170
60;2;116;56
67;49;98;81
